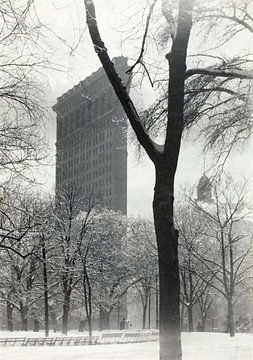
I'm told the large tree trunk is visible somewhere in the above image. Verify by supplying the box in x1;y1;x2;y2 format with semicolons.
201;315;206;332
42;239;49;337
226;299;235;337
187;305;194;332
20;303;28;331
87;315;92;344
99;308;110;330
50;310;57;333
142;297;148;329
155;275;159;329
62;290;71;335
83;270;93;344
148;284;151;330
7;300;14;332
153;170;182;360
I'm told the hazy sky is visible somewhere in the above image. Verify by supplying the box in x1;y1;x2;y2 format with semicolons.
35;0;253;219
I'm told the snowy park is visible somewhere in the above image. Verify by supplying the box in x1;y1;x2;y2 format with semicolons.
0;332;252;360
1;2;253;360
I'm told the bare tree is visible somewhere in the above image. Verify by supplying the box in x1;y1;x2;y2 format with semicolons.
197;288;215;332
0;185;43;258
130;218;158;329
90;210;140;330
176;203;215;332
83;1;252;358
0;0;48;180
191;176;253;337
52;186;99;334
0;190;52;331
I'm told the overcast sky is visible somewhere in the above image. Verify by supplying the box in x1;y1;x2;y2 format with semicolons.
35;0;253;219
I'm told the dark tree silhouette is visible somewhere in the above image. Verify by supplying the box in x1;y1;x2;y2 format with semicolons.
83;1;252;358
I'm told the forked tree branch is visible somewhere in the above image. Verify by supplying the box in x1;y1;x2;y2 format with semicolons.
83;0;159;163
126;0;158;75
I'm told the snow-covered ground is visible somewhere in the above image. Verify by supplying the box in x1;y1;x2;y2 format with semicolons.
0;332;252;360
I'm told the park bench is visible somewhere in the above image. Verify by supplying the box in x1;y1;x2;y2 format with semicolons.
74;336;89;345
150;330;159;341
24;337;54;346
66;336;93;346
91;335;99;344
97;332;124;344
121;331;153;343
75;335;98;345
0;337;26;346
52;336;73;346
0;331;157;347
52;336;98;346
120;332;142;343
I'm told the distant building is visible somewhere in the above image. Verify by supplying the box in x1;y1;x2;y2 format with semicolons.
53;57;129;214
196;174;213;203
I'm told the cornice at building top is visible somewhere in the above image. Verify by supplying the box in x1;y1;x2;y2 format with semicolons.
52;56;129;110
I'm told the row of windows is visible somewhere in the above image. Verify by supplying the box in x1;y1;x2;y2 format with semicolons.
59;129;112;158
80;174;112;186
80;160;113;173
78;142;113;161
92;164;112;177
57;92;116;137
57;151;114;174
57;114;123;149
57;165;113;184
80;183;113;198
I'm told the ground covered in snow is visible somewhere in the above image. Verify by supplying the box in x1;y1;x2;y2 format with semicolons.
0;332;252;360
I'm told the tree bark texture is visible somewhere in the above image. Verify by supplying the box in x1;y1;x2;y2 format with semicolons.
7;301;14;332
156;275;159;329
148;285;151;330
62;290;71;335
99;308;110;330
42;240;49;337
201;316;206;332
50;310;57;333
20;303;28;331
187;305;194;332
226;299;235;337
153;169;181;360
142;297;148;329
83;270;93;343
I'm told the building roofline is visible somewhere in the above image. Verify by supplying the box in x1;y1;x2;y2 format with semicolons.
52;56;128;111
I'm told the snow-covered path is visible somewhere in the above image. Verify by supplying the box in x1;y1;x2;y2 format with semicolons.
0;333;252;360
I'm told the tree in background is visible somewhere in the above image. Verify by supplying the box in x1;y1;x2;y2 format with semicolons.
176;203;215;332
0;190;46;330
0;0;49;181
130;218;158;329
196;287;215;332
52;186;99;335
91;210;139;330
191;176;253;337
0;1;52;330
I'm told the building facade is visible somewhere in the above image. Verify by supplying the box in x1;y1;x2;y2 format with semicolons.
53;57;129;214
